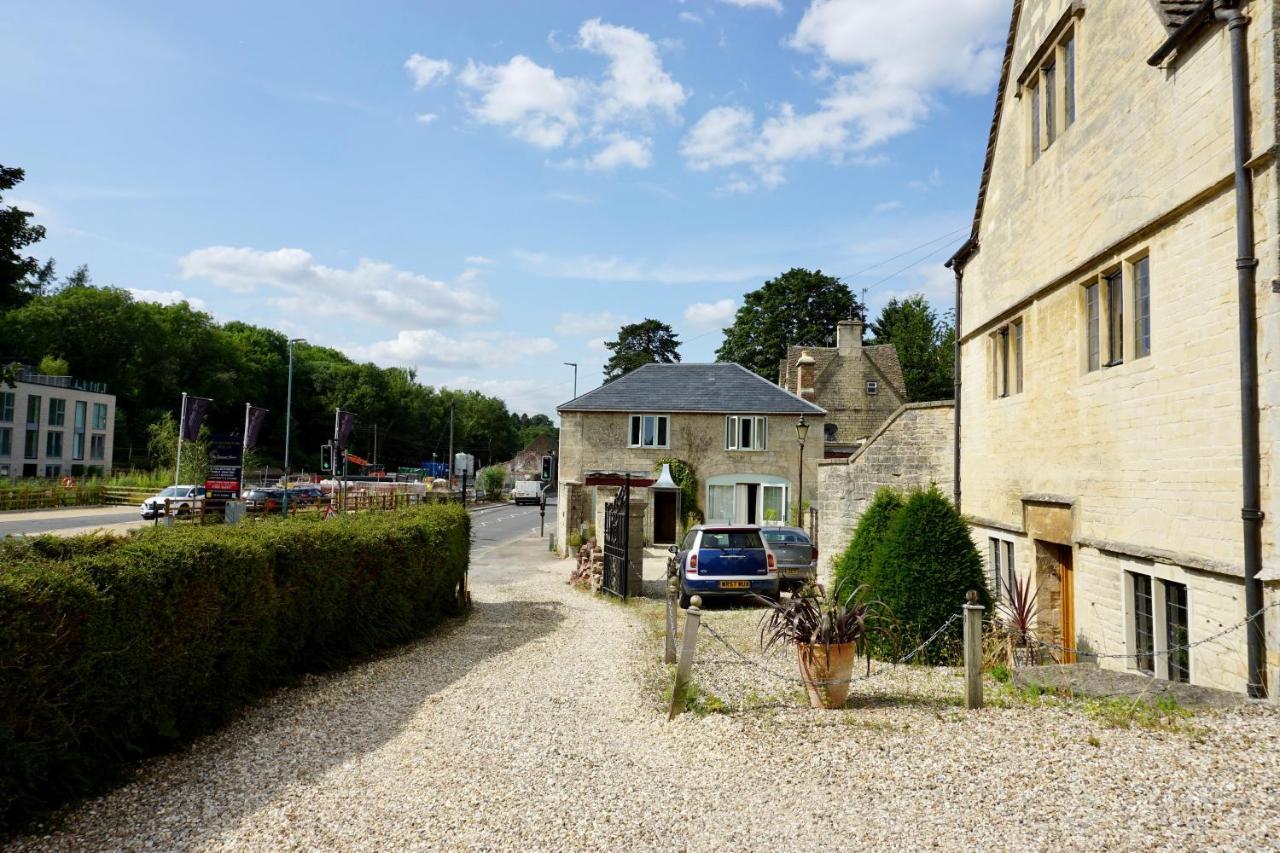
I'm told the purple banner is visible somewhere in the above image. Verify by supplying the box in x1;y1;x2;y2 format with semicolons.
244;405;268;448
336;410;356;451
182;396;211;441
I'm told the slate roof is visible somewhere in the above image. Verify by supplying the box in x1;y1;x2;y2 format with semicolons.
558;363;825;415
777;343;909;401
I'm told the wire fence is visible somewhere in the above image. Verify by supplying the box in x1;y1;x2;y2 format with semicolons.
987;598;1280;663
697;613;962;688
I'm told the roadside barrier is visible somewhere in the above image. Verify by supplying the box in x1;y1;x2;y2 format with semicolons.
667;598;974;718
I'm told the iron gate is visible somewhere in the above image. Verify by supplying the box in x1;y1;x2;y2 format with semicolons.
602;474;630;597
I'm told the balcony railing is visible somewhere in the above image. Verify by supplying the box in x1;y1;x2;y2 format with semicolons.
16;368;109;395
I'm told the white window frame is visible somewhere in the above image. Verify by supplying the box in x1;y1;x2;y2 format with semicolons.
866;381;879;395
627;414;670;449
725;415;767;451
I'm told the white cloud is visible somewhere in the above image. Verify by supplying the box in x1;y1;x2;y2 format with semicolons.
683;298;737;328
515;249;765;285
546;190;593;204
350;329;556;369
584;134;653;170
681;0;1005;188
909;167;943;192
457;55;584;148
437;20;684;167
874;200;903;213
719;0;783;10
404;54;453;88
179;246;497;327
440;376;569;418
415;112;439;124
678;11;703;24
128;288;207;311
465;255;497;265
790;0;1006;94
555;311;632;337
578;19;687;123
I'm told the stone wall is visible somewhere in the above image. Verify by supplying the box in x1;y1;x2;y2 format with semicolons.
816;402;954;581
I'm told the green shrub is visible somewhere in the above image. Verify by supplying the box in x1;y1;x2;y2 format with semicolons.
0;504;470;832
832;487;904;598
863;487;989;664
653;458;702;526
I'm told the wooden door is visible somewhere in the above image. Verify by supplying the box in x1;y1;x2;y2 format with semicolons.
1059;546;1075;663
653;491;677;545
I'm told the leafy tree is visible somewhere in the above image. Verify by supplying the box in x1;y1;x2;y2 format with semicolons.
832;487;904;598
479;465;508;499
716;268;864;378
36;355;69;376
868;295;954;402
602;318;681;382
864;487;988;664
0;165;50;314
146;413;209;484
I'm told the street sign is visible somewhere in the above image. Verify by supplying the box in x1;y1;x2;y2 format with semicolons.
206;435;243;500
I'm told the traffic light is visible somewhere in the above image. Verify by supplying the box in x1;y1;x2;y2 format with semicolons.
541;455;553;481
320;443;333;472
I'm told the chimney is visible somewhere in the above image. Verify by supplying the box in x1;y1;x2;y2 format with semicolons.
796;350;816;402
837;319;863;356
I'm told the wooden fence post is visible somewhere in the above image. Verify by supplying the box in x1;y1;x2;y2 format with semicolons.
963;589;985;710
665;577;679;664
668;596;702;720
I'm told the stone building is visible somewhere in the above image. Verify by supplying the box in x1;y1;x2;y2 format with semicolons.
0;366;116;479
555;362;824;554
777;319;908;457
947;0;1277;694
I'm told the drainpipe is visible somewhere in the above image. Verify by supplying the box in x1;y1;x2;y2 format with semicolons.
1214;1;1265;698
946;237;976;512
952;265;963;512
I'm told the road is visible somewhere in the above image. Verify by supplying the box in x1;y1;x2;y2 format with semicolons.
0;506;148;538
0;500;555;551
470;499;555;583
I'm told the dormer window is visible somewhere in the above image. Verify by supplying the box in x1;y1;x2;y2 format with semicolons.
866;381;879;395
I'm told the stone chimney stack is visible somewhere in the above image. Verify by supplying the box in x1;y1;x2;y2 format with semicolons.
796;350;816;402
837;319;864;356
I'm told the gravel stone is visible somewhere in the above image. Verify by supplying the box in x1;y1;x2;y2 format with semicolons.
11;535;1280;850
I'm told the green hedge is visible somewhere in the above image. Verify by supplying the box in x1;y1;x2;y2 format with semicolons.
863;487;989;664
0;504;470;831
832;487;904;598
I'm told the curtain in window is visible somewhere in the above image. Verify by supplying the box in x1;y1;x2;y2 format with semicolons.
707;485;735;523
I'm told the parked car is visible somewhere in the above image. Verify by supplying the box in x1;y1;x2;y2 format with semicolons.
244;487;285;511
286;484;326;505
670;524;778;608
761;526;818;591
511;480;545;506
139;485;206;519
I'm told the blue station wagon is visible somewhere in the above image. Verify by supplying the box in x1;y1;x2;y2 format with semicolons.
670;524;779;608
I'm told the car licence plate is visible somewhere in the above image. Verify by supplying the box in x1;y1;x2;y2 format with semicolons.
718;581;750;589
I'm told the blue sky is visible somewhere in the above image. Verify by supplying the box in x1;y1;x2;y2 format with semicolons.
2;0;1011;417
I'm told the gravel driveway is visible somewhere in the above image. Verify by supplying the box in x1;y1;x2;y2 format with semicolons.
13;534;1280;850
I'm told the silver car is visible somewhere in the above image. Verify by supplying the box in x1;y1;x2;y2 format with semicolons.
761;526;818;591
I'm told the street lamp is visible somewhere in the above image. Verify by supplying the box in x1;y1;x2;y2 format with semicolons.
794;415;809;527
282;337;305;514
564;362;578;400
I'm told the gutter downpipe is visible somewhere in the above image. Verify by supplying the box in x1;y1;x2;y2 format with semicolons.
1214;1;1266;698
1192;0;1264;696
945;237;977;513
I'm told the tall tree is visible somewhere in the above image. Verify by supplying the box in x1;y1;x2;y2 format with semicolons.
869;295;954;402
715;268;864;378
602;318;681;382
0;165;50;314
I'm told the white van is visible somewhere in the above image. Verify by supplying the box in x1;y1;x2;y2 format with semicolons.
511;481;544;506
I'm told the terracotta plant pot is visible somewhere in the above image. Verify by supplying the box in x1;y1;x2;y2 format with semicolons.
796;641;859;709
